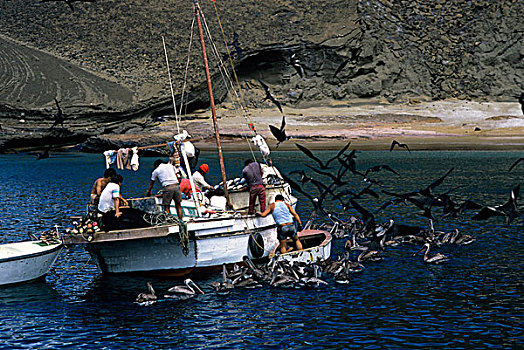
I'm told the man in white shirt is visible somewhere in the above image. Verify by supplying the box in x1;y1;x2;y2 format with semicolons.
98;174;124;216
98;174;148;231
146;159;183;219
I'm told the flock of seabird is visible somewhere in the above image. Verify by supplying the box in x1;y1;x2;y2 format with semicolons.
135;137;522;305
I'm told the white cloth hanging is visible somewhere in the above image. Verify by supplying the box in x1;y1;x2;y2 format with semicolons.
130;147;139;171
103;150;117;169
252;135;270;157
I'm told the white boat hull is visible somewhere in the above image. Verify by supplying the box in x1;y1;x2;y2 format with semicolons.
64;179;307;275
0;241;63;286
79;215;279;275
270;229;333;265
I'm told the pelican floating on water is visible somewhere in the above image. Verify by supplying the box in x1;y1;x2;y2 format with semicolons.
210;264;235;295
136;281;157;304
414;243;449;264
165;279;205;298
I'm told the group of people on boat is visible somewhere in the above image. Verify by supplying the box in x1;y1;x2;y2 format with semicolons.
89;158;213;230
87;154;304;254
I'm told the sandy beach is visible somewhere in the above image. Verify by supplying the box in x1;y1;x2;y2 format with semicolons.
141;99;524;152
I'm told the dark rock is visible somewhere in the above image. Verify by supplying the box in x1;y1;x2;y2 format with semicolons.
0;0;523;151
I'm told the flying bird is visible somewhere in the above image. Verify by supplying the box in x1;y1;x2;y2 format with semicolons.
305;164;348;187
50;98;65;129
289;169;313;185
419;168;454;197
472;184;521;224
269;116;290;147
296;142;351;170
364;164;400;177
289;50;305;78
280;173;331;213
509;157;524;171
390;140;411;153
350;199;376;232
259;80;283;113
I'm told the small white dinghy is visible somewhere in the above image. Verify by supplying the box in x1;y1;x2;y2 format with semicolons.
0;240;63;286
269;229;332;264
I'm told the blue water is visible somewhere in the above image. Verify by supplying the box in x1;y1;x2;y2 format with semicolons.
0;150;523;349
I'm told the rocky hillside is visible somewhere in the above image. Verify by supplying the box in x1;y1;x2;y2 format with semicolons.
0;0;522;150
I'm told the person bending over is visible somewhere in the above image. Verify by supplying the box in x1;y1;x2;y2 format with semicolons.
243;159;266;215
146;159;183;219
193;164;212;191
90;168;117;205
257;194;303;254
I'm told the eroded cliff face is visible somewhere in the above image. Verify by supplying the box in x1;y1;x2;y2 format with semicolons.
0;0;522;151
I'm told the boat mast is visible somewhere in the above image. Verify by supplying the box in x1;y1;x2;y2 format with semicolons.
193;0;230;204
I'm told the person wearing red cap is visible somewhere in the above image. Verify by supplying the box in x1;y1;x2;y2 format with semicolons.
193;164;212;191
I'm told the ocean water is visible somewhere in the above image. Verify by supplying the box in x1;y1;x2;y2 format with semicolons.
0;150;523;349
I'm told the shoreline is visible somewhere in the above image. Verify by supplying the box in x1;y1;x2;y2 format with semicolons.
179;99;524;151
194;135;524;152
4;99;524;153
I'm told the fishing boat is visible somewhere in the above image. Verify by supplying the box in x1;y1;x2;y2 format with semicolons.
269;229;332;265
0;240;63;286
61;0;330;276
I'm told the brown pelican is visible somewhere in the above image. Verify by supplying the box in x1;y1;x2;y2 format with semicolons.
357;249;383;262
210;264;235;295
136;282;157;304
300;265;328;288
414;243;449;264
235;277;263;289
334;258;363;284
165;279;204;298
450;229;476;245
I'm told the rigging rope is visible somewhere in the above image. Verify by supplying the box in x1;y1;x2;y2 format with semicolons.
162;35;180;133
179;15;197;117
197;4;261;161
212;2;252;123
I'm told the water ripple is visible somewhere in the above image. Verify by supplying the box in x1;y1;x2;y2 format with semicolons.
1;151;523;349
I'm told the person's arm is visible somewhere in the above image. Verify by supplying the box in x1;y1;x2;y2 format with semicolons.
286;203;302;226
119;194;128;207
114;197;122;217
146;179;155;196
200;176;212;190
90;179;99;196
257;202;275;217
95;179;105;196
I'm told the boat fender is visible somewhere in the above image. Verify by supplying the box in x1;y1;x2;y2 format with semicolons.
248;232;264;259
